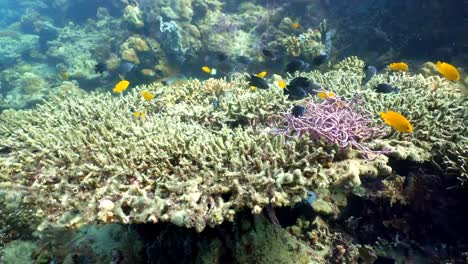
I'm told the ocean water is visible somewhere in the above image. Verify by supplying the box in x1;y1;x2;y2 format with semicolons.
0;0;467;263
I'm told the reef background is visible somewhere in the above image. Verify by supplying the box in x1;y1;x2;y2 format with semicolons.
0;0;467;263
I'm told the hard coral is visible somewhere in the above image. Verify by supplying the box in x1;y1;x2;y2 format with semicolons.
274;96;388;158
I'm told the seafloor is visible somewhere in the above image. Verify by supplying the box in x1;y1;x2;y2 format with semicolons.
0;0;467;263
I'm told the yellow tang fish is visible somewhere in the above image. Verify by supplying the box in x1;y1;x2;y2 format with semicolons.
141;91;155;101
113;80;130;93
277;80;286;89
317;91;335;99
435;61;460;81
133;111;145;118
202;66;216;75
380;110;413;133
389;62;408;72
256;71;267;78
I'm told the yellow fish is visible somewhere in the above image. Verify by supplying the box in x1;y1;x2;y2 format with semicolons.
202;66;216;75
291;22;301;29
256;71;267;78
141;91;154;101
277;80;286;89
133;111;145;118
113;80;130;93
317;91;335;99
435;61;460;81
389;62;408;72
380;111;413;133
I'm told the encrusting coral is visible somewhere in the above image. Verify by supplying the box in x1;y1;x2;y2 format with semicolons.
0;57;465;233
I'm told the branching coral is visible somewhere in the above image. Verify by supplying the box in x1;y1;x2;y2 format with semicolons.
274;96;388;158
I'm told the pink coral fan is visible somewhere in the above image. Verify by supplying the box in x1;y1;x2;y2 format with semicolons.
273;96;389;158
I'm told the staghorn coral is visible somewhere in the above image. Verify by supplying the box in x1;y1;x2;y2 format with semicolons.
0;67;391;232
0;56;464;234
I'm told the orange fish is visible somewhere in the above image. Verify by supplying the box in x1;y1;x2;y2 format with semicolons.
113;80;130;93
435;61;460;81
389;62;408;72
141;91;154;101
380;111;413;133
291;22;301;29
317;91;335;99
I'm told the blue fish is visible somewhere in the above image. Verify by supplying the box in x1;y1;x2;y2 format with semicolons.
118;61;135;74
362;66;377;85
375;83;400;93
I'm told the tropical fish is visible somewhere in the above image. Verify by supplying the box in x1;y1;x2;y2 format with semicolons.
291;105;306;117
141;91;155;101
247;74;269;89
277;80;286;89
284;77;318;100
285;59;310;74
113;80;130;93
202;66;217;75
94;62;107;74
380;111;413;133
261;48;276;59
133;111;145;118
216;52;228;62
362;66;377;85
256;71;267;78
291;22;301;29
118;62;135;75
435;61;460;81
317;91;335;99
312;53;329;66
375;83;400;93
389;62;408;72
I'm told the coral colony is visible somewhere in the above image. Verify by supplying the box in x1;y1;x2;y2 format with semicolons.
275;96;389;158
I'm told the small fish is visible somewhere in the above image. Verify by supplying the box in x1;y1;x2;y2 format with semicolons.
291;22;301;29
141;91;154;101
216;52;228;62
435;61;460;81
94;62;107;74
58;71;69;80
212;98;220;109
118;62;135;75
362;66;377;85
262;48;276;59
312;53;329;66
317;91;335;99
285;59;310;74
389;62;408;72
256;71;267;78
202;66;217;75
113;80;130;93
284;77;316;100
237;55;252;64
304;191;317;205
291;105;306;117
375;83;400;93
133;111;145;118
276;80;286;89
247;74;269;89
380;110;413;133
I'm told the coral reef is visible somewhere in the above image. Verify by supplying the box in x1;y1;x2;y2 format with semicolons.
0;31;38;65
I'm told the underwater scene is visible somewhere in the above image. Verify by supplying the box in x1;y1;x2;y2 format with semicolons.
0;0;467;263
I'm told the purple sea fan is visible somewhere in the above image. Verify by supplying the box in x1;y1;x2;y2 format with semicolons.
273;96;389;159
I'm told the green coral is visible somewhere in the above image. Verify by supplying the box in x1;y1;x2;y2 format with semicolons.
0;240;38;264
